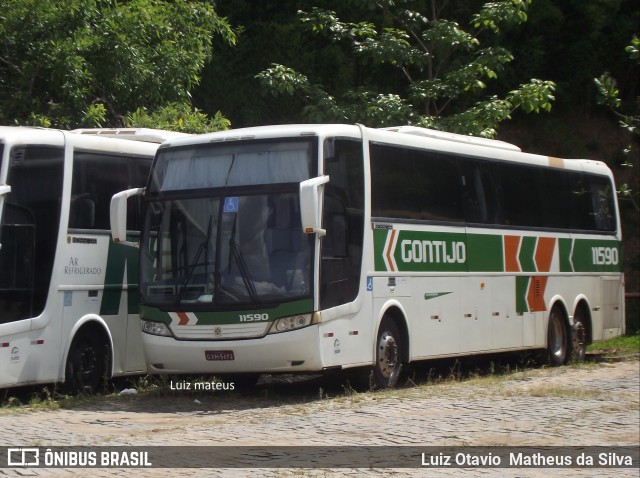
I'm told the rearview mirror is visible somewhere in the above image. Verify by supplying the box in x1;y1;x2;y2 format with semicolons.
299;176;329;236
110;187;144;248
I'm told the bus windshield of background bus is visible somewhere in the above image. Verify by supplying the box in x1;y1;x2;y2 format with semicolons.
0;146;64;323
142;139;315;309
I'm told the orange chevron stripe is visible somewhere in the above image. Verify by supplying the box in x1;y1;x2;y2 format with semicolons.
504;235;521;272
177;312;190;326
527;276;548;312
535;237;556;272
386;229;397;272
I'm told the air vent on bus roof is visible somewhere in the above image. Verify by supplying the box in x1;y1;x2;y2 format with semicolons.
70;128;190;144
382;126;521;152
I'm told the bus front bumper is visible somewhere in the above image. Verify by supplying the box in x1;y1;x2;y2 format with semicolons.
141;324;323;374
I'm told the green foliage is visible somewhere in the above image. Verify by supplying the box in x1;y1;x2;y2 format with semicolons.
595;35;640;140
257;0;555;136
0;0;236;128
508;78;556;113
125;103;230;134
595;36;640;208
82;104;108;128
587;334;640;354
626;36;640;62
595;74;623;111
471;0;532;32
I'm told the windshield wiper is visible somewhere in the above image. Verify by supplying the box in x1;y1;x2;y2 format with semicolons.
174;214;213;305
228;213;260;306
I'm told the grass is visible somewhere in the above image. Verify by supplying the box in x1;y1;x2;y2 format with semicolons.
2;335;637;413
503;384;619;401
587;334;640;356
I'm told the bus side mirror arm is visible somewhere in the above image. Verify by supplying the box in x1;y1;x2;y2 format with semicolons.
110;187;144;248
300;176;329;237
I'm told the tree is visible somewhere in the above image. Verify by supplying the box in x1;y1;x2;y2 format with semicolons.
125;103;230;134
256;0;555;137
0;0;236;130
595;36;640;210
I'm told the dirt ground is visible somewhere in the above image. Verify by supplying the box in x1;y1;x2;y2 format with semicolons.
0;358;638;477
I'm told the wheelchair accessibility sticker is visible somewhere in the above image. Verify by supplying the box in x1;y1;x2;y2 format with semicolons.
223;197;239;213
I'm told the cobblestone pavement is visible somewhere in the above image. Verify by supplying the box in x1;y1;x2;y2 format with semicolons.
0;360;638;477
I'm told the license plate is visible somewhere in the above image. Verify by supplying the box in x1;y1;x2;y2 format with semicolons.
205;350;235;361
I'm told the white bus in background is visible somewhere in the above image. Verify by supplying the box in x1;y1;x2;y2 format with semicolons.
0;127;187;392
111;124;625;389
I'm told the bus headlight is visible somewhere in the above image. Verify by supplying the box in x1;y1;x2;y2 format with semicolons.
268;313;319;334
141;320;172;337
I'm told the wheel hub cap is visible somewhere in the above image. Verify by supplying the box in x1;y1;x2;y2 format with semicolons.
378;332;398;379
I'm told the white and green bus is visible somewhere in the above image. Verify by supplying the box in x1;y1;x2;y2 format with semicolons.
0;127;186;392
111;124;625;389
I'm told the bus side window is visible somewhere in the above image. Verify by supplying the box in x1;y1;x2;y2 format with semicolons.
499;163;542;228
320;138;364;309
69;194;96;229
71;152;142;231
0;220;35;323
588;176;616;232
322;191;348;258
461;160;502;226
370;144;464;223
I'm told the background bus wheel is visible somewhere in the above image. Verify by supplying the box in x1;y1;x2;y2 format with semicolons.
570;320;587;362
372;318;404;389
546;306;568;366
65;329;109;394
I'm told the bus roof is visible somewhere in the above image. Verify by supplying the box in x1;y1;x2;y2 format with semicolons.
381;126;521;152
70;128;190;144
157;124;520;150
0;126;168;159
1;126;189;146
154;124;612;177
0;126;66;146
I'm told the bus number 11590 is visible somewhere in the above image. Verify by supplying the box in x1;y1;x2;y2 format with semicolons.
239;313;269;322
592;246;619;266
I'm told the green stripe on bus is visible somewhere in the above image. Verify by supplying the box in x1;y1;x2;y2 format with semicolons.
571;239;622;273
515;276;530;313
466;234;503;272
140;298;315;326
519;236;536;272
373;229;388;271
391;230;467;272
559;238;573;272
100;239;140;315
373;227;622;274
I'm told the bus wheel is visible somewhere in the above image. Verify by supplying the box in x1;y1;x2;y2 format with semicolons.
232;374;260;395
65;330;108;394
546;306;568;366
372;318;404;389
570;311;587;362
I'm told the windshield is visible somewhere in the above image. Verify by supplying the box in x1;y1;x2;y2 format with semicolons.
141;139;316;309
149;140;313;192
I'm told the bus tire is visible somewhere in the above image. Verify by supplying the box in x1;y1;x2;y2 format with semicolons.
232;373;260;395
65;328;109;394
546;306;568;366
372;317;404;389
570;307;588;362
